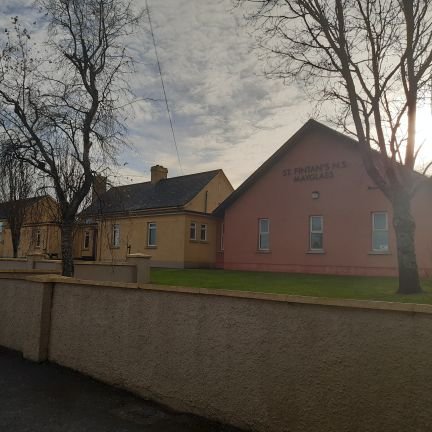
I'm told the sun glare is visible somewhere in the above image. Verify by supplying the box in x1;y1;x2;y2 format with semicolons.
415;103;432;173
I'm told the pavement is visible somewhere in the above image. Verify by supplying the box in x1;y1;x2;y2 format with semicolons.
0;347;244;432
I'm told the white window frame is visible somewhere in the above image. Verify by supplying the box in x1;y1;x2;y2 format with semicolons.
83;230;90;250
200;224;208;242
258;218;270;251
372;212;389;252
190;222;197;241
112;224;120;248
309;215;324;251
148;222;157;247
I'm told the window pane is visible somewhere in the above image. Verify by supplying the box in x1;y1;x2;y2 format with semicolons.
84;231;90;249
311;216;322;232
148;223;157;246
190;223;196;240
200;224;207;241
373;231;388;251
259;232;269;250
310;233;323;250
373;213;387;230
112;225;120;246
260;219;269;233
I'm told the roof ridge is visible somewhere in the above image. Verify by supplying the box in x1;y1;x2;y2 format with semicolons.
111;169;221;190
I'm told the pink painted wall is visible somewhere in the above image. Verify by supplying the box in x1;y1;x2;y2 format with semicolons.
223;129;432;276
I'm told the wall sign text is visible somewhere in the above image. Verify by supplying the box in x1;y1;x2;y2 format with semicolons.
282;161;347;182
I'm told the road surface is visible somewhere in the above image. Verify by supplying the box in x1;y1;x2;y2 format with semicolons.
0;347;243;432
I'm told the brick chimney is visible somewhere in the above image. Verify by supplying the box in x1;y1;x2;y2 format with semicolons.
92;174;107;202
151;165;168;184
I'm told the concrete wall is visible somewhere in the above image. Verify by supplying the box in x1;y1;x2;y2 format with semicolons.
183;214;218;267
0;258;28;270
97;214;187;264
0;275;53;361
1;274;432;431
74;262;135;283
34;260;63;271
222;127;432;276
185;170;234;213
96;213;219;268
0;256;150;284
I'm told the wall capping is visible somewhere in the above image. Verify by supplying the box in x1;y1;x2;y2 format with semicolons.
2;272;431;315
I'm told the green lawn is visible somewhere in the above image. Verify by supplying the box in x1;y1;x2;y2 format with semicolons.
150;268;432;304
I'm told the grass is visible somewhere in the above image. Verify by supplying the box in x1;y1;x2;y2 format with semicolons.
150;268;432;305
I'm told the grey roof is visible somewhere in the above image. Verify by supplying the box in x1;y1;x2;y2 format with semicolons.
84;170;222;216
0;196;46;220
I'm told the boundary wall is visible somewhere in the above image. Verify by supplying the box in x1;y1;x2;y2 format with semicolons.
0;253;150;283
1;273;432;432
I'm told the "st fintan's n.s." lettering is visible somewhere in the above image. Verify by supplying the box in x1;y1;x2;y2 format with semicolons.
282;161;347;182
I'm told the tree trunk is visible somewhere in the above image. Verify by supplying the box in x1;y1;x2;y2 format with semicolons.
392;192;422;294
12;236;19;258
11;226;20;258
61;221;74;277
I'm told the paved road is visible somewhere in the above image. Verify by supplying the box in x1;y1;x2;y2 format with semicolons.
0;347;243;432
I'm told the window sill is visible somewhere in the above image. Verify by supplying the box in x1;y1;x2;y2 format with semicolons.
146;245;157;249
369;250;391;255
110;246;120;250
307;250;325;254
257;249;271;254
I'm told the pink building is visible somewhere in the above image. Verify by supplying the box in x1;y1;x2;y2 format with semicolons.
215;120;432;277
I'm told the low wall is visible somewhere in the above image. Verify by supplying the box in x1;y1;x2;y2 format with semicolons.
74;262;136;283
0;258;28;270
1;275;432;431
0;254;150;284
0;275;53;361
34;260;62;272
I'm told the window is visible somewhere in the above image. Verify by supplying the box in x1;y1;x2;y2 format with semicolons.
220;222;224;251
310;216;323;251
83;230;90;250
200;224;208;241
148;222;157;247
258;218;270;251
0;222;3;243
34;228;41;249
190;222;197;240
112;224;120;247
372;212;389;251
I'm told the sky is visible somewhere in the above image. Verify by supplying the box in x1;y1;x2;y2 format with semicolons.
121;0;313;188
1;0;432;189
0;0;314;189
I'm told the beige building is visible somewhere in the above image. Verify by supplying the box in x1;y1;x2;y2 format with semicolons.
0;195;61;258
76;166;233;267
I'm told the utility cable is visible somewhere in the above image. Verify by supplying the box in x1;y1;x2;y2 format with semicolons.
146;0;183;174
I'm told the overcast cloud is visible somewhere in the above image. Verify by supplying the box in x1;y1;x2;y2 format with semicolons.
0;0;314;188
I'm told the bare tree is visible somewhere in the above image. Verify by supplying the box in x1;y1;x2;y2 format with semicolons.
0;150;35;258
237;0;432;294
0;1;142;276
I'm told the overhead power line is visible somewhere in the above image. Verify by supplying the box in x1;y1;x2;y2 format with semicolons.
146;0;183;174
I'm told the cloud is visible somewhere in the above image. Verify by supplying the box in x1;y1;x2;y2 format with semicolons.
1;0;313;188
